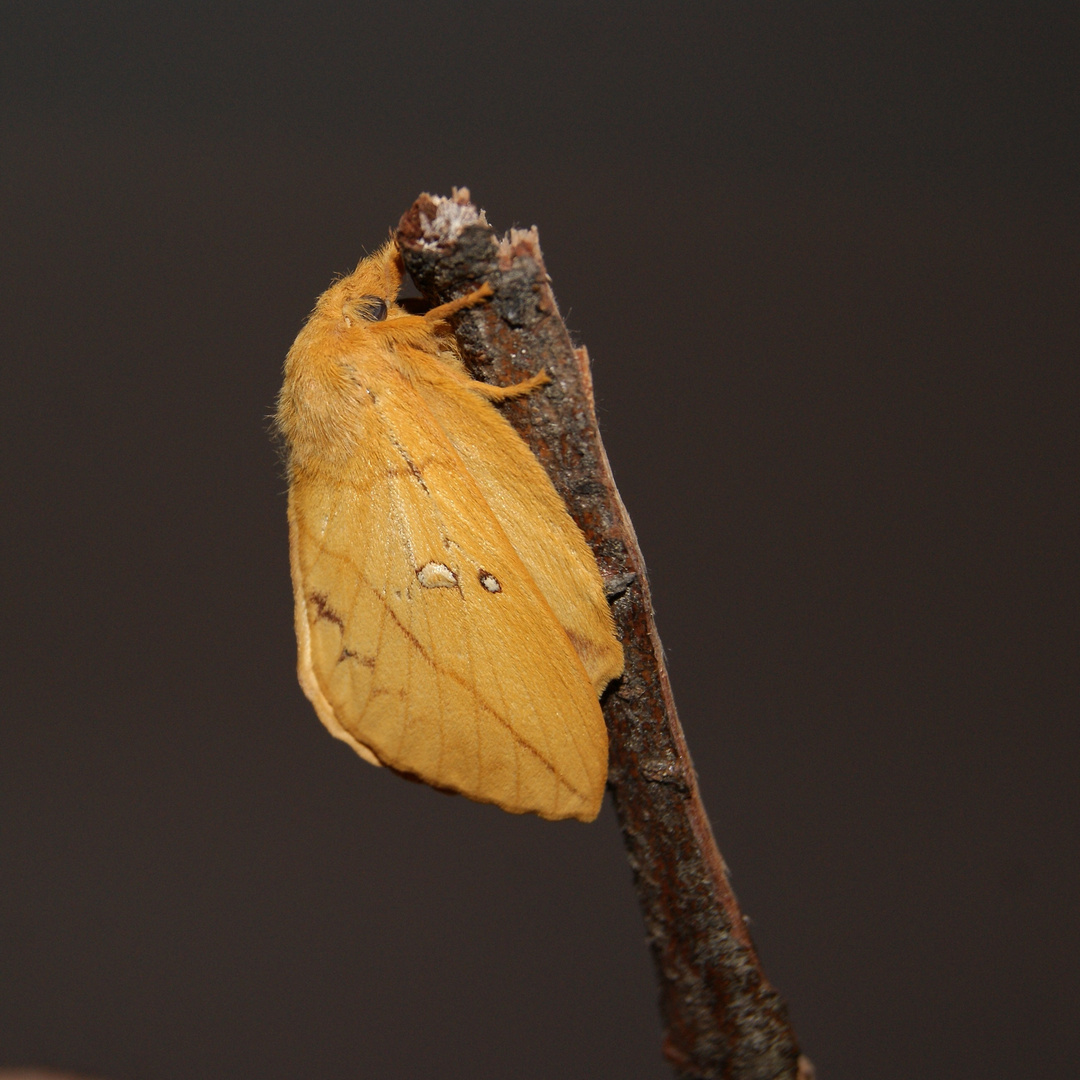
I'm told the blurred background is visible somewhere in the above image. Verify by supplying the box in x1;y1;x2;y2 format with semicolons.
1;2;1076;1078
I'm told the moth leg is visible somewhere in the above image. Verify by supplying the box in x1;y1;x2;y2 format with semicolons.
470;369;551;402
425;282;493;322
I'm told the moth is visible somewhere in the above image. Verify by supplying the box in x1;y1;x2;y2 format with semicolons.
276;241;624;821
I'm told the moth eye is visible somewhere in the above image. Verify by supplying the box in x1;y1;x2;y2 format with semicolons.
352;295;388;322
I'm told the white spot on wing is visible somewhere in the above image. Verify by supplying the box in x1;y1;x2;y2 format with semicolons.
478;570;502;593
416;561;458;589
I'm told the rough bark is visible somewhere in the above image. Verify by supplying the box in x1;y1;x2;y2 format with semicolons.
396;189;810;1080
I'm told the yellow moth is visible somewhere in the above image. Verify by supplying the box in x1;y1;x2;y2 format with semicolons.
276;241;624;821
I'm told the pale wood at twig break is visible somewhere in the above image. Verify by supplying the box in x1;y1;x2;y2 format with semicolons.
396;189;809;1080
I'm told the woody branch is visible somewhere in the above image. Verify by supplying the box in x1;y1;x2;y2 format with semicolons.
396;190;812;1080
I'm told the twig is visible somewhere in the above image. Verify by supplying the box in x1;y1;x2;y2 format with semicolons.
396;190;811;1080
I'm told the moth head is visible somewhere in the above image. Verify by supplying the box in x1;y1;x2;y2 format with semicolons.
318;240;404;325
351;239;403;299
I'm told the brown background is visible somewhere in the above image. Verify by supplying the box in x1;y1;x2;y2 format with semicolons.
1;3;1076;1078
